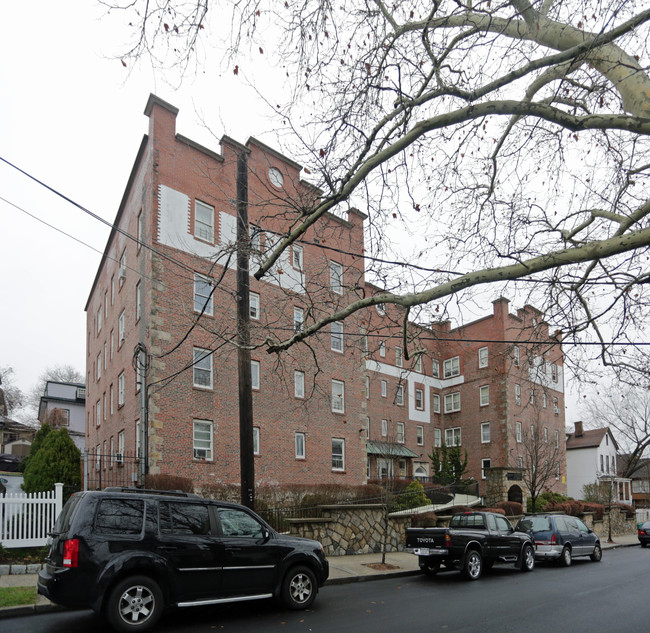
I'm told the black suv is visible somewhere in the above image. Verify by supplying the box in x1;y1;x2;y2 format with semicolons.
38;488;329;632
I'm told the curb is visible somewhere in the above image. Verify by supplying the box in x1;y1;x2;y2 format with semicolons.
0;603;62;620
325;569;420;585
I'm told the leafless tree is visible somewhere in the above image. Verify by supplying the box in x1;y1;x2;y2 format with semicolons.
0;366;23;415
104;0;650;381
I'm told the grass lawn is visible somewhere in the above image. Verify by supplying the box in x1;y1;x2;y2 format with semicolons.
0;586;37;609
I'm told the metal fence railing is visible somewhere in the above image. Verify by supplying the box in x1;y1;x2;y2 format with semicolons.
83;450;141;491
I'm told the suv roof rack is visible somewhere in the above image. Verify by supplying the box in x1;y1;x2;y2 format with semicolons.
102;487;200;498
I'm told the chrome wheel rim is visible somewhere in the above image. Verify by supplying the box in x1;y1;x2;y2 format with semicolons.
525;547;535;569
468;553;481;578
118;585;155;624
289;573;313;604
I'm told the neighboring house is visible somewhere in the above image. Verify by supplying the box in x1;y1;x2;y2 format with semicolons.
566;422;632;503
618;456;650;509
0;415;36;457
38;381;86;451
84;94;567;496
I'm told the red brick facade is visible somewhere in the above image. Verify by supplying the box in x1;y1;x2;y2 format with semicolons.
85;95;566;497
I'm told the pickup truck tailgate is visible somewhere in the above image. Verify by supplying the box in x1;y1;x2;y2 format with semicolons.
405;528;449;555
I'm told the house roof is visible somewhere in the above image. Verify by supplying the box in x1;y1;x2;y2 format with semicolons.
0;415;37;436
566;427;618;451
366;440;420;458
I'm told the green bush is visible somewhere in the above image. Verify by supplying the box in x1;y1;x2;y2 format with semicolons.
393;480;431;511
527;490;571;512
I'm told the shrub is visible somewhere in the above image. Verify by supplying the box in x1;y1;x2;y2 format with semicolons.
483;507;506;515
144;474;194;493
581;502;605;521
393;480;431;511
495;500;524;516
529;490;571;512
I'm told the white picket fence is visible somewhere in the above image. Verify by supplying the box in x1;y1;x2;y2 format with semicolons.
0;483;64;548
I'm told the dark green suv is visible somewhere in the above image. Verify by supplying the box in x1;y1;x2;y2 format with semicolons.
37;488;329;632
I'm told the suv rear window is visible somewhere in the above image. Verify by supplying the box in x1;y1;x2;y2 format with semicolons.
95;499;144;535
52;493;83;535
518;516;552;533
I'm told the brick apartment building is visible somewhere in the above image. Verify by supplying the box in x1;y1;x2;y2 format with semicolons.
85;94;567;498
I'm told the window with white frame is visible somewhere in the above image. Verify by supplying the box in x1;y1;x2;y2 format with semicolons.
293;307;303;332
551;363;558;383
253;427;260;455
517;456;523;468
514;345;520;366
294;371;305;398
365;375;370;399
193;420;213;460
416;425;424;446
137;211;143;250
478;346;488;368
118;373;125;407
553;397;559;414
193;274;214;315
481;458;491;479
331;321;344;352
136;281;142;321
110;436;114;467
295;432;305;459
135;419;141;458
530;424;535;441
97;352;102;380
111;276;115;304
515;383;521;405
103;393;107;421
331;380;345;413
543;427;549;442
481;422;491;443
381;380;387;397
529;389;535;404
118;310;125;346
194;200;214;242
444;392;461;413
96;400;101;427
249;292;260;320
97;306;102;335
379;341;386;358
395;346;403;368
193;348;213;388
415;388;424;410
445;427;461;446
479;385;489;406
117;430;125;461
395;384;404;406
104;291;108;318
555;429;559;448
542;393;547;408
434;428;442;447
433;393;440;413
415;355;423;373
250;224;261;253
398;459;407;477
397;422;405;443
555;462;560;480
110;330;114;360
292;244;303;271
381;419;387;436
516;421;522;443
251;360;260;390
110;384;114;415
332;438;345;471
119;250;127;285
432;361;440;378
365;417;370;439
104;343;107;370
443;356;460;378
329;261;343;294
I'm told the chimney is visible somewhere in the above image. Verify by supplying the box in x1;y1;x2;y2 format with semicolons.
574;421;583;437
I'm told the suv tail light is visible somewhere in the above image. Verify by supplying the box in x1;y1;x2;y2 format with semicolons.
63;539;79;568
445;534;451;547
639;529;646;536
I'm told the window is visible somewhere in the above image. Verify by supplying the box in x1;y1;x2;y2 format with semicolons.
481;458;491;479
104;343;107;370
415;388;424;410
118;430;125;462
515;383;521;405
553;397;559;415
543;427;549;443
292;245;303;271
253;427;260;455
193;420;213;460
331;321;344;352
250;224;262;253
530;424;535;441
379;341;386;358
293;307;303;332
481;422;491;443
478;346;488;368
395;385;404;406
110;383;114;415
529;389;534;404
118;310;125;346
479;385;489;406
295;432;305;459
104;291;108;318
329;261;343;294
118;373;125;407
514;345;520;367
194;274;214;315
399;459;407;478
249;292;260;319
432;361;440;378
381;380;387;397
600;454;604;472
294;371;305;398
96;400;101;427
381;419;388;436
103;394;107;421
251;360;260;390
395;346;403;368
97;306;102;335
194;200;214;242
555;429;559;448
365;375;370;399
445;427;461;446
365;417;370;439
137;211;143;250
543;393;547;408
110;436;114;467
434;428;442;447
555;462;560;480
119;250;127;286
111;276;115;304
433;393;440;413
193;348;213;388
332;438;345;471
416;425;424;446
97;352;102;380
444;392;461;413
517;456;523;469
415;355;423;373
96;499;144;535
136;281;143;321
332;380;345;413
397;422;405;444
161;503;210;536
516;421;522;443
110;330;114;360
551;363;558;383
443;356;460;378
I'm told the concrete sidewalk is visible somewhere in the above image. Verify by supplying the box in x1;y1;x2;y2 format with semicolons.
0;534;640;619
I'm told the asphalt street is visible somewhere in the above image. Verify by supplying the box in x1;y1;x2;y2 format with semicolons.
5;546;648;633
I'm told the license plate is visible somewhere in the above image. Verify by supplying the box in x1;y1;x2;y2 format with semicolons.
414;548;431;556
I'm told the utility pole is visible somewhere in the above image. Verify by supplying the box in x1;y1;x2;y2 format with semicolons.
236;150;255;509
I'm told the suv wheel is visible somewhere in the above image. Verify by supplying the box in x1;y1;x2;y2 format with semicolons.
282;566;317;610
520;544;535;572
590;544;602;562
462;550;482;581
106;575;163;632
560;546;572;567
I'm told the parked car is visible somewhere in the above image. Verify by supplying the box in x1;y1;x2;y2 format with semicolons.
38;488;329;632
515;514;602;565
638;521;650;547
